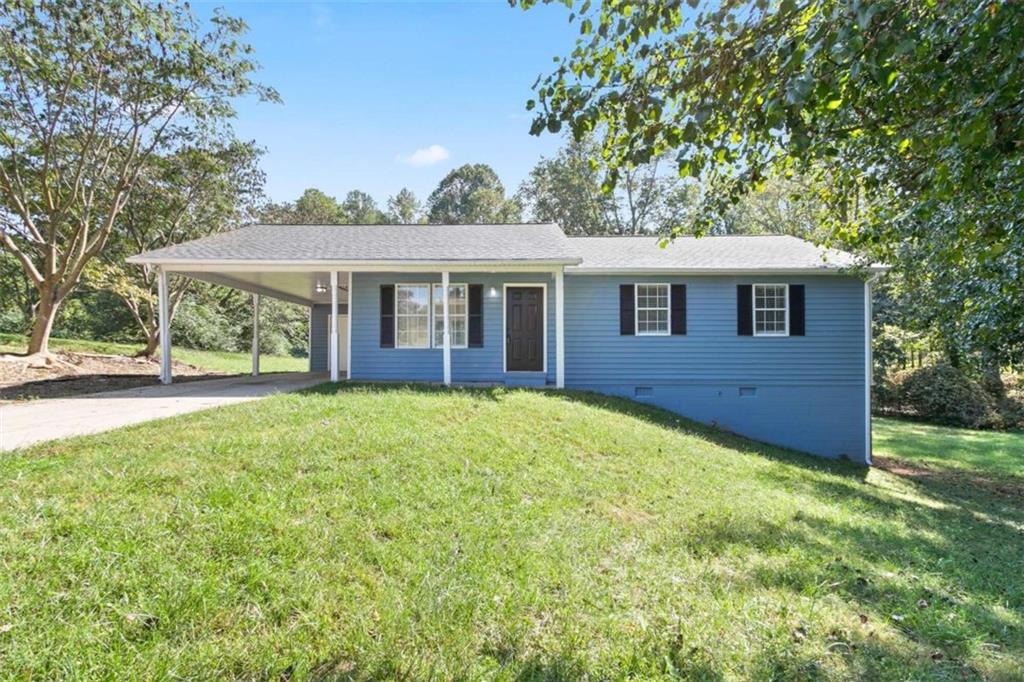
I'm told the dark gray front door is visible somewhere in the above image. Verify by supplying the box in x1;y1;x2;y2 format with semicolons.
506;287;543;372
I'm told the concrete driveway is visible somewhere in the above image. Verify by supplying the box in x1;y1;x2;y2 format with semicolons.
0;372;326;452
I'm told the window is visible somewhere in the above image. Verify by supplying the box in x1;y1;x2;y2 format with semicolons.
635;283;670;335
396;284;430;348
754;284;788;336
432;283;468;348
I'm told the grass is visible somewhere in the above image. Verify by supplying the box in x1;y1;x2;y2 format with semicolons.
0;385;1021;680
0;333;308;375
874;417;1024;479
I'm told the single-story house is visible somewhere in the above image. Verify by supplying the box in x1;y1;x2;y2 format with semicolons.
128;223;885;464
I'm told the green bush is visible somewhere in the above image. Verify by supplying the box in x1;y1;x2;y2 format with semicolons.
894;364;1002;429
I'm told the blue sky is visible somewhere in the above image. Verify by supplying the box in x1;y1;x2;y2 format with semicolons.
193;1;580;206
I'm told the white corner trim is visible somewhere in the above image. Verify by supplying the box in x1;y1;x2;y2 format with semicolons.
864;275;879;465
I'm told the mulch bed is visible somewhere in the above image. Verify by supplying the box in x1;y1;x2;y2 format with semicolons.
0;351;220;401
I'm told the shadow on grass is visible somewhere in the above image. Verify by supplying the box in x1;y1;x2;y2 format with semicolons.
303;381;1022;674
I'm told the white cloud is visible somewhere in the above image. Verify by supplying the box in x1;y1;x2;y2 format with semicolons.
397;144;451;167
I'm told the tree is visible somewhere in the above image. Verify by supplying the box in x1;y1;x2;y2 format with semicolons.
717;175;827;240
92;140;265;356
0;0;276;357
518;0;1024;370
290;189;346;224
427;164;521;224
517;134;695;235
341;190;386;224
386;188;424;224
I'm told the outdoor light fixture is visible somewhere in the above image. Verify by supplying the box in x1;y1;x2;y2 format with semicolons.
315;282;328;294
488;286;498;298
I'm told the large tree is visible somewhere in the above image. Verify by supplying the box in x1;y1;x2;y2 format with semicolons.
341;190;386;224
386;188;424;224
92;140;265;356
517;134;695;235
0;0;276;356
427;164;521;224
517;0;1024;367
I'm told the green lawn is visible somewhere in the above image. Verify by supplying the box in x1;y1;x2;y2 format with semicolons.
874;417;1024;479
0;333;308;374
1;386;1021;680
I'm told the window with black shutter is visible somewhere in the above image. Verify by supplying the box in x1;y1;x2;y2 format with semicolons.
619;284;635;335
468;284;483;347
380;284;395;348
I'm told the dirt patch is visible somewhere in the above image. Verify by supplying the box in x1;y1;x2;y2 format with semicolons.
874;456;1024;500
0;351;221;401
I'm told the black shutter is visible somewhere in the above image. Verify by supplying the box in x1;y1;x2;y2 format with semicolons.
671;284;686;335
468;284;483;347
619;284;635;335
789;284;805;336
380;284;395;348
737;284;753;336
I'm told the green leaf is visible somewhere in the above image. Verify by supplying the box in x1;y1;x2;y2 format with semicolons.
826;97;843;110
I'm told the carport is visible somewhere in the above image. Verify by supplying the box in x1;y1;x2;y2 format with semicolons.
157;266;350;385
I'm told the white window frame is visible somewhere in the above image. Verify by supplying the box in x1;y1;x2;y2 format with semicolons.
634;282;671;337
752;283;790;337
431;282;469;349
394;283;431;349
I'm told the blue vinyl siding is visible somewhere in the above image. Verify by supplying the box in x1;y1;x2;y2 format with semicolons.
349;272;556;386
563;274;867;462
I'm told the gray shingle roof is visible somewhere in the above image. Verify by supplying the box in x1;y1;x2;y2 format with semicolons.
129;223;874;272
127;223;580;265
568;235;865;272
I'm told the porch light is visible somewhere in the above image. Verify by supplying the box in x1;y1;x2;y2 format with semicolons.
315;281;328;294
488;286;498;298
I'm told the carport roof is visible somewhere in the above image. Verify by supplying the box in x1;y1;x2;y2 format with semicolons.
127;223;581;266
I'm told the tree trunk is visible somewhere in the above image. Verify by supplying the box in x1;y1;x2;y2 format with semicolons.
139;330;160;358
26;289;60;355
981;347;1005;399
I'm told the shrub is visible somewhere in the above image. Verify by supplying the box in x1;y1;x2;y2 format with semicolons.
998;373;1024;429
894;364;1002;429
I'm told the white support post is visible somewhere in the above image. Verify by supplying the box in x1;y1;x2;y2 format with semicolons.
555;268;565;389
158;267;172;385
441;271;451;386
330;271;339;382
251;293;260;377
346;271;353;380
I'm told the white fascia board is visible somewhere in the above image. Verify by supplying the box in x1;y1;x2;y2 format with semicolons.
126;258;580;272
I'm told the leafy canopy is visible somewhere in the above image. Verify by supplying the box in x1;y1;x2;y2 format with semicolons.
516;0;1024;362
427;164;521;224
0;0;276;353
518;134;695;235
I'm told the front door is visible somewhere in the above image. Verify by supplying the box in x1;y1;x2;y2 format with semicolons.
506;287;544;372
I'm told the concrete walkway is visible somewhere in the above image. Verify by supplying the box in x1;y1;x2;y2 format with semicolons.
0;372;326;452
